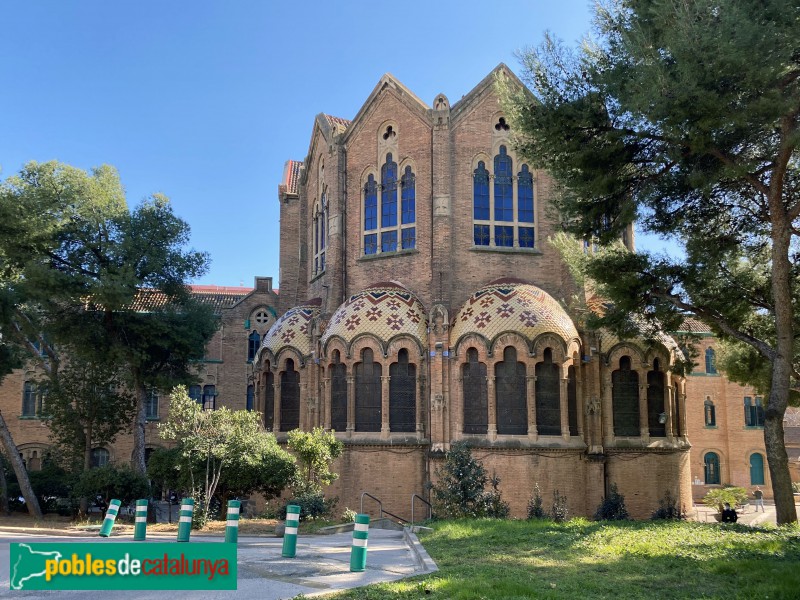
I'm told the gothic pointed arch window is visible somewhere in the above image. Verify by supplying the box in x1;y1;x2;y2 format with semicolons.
313;194;327;276
389;349;416;432
400;166;416;249
247;330;261;362
495;346;527;435
363;155;416;256
280;359;300;431
647;359;666;437
463;348;488;434
355;348;381;432
264;370;275;430
363;175;378;255
535;348;561;436
473;145;537;249
473;161;490;245
567;365;578;436
612;355;640;436
330;350;347;432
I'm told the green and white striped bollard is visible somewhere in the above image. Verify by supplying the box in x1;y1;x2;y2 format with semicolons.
225;500;241;543
282;504;301;557
350;513;370;572
133;499;148;541
98;499;122;537
177;498;194;542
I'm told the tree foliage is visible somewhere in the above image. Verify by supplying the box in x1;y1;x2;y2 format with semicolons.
41;355;136;470
73;464;150;507
0;160;218;477
286;427;344;494
158;387;295;526
431;442;509;519
505;0;800;524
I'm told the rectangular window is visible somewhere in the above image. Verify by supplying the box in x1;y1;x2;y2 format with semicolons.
189;385;202;404
519;227;535;248
474;225;490;246
22;382;37;417
381;230;397;253
744;396;765;427
495;226;514;247
474;183;489;220
401;227;415;250
364;234;377;255
365;201;377;231
145;390;159;420
202;385;216;410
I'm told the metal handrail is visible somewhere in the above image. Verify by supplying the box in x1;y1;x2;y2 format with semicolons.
360;492;383;519
411;493;432;524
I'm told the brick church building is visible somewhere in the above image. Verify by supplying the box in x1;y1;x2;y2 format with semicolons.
254;64;697;519
0;65;783;519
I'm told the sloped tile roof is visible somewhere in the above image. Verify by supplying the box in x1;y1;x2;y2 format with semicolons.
127;286;252;314
450;278;579;347
321;282;427;350
675;317;713;334
324;114;351;131
279;160;303;195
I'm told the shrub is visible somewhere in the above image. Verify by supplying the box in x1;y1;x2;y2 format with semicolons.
527;483;546;519
341;507;358;523
594;483;629;521
551;490;569;523
281;490;338;522
651;490;686;520
482;473;510;519
431;442;508;519
702;486;749;513
73;465;150;506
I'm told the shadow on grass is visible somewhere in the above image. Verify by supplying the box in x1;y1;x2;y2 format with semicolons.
326;519;800;600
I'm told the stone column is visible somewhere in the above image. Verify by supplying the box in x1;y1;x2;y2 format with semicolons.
602;377;613;445
321;377;330;430
381;375;391;439
526;374;537;441
560;371;570;441
639;377;649;441
487;375;497;442
273;381;282;432
346;375;355;437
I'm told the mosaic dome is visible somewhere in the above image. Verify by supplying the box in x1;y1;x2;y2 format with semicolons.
259;299;321;360
451;279;579;347
320;282;427;350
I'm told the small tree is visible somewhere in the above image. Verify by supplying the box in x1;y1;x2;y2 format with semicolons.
286;427;344;494
651;490;686;520
527;483;546;519
158;387;295;526
594;484;629;521
551;490;569;523
431;442;508;519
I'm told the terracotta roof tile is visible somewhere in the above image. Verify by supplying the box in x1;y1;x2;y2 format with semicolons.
279;160;303;196
675;317;712;334
127;286;252;314
324;114;351;131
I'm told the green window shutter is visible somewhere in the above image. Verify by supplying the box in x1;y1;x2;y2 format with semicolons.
244;319;250;329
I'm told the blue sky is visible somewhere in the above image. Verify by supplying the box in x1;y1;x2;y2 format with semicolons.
1;1;601;288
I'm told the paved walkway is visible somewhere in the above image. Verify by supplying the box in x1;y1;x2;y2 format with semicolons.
0;528;438;600
689;500;800;526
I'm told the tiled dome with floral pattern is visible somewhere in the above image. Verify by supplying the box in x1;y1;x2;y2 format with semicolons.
320;282;427;350
259;299;321;360
451;278;579;347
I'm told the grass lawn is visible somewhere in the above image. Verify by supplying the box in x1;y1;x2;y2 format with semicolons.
324;519;800;600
